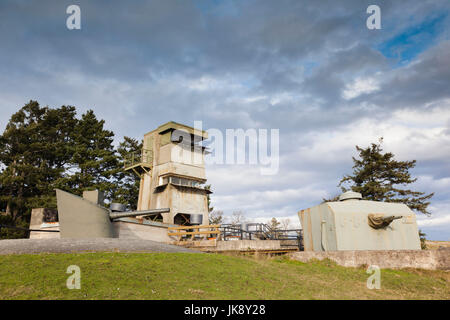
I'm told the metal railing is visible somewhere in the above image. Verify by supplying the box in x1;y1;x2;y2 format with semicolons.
123;149;153;168
219;223;304;250
0;224;60;235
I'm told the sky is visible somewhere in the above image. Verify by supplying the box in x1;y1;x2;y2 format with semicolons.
0;0;449;240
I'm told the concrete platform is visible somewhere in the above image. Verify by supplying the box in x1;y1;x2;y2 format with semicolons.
289;249;450;270
0;238;202;255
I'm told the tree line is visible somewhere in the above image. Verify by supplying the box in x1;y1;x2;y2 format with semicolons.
0;101;141;238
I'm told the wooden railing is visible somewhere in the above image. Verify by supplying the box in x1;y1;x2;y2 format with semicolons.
167;224;220;241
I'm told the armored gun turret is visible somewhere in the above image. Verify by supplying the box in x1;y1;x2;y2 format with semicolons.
55;189;169;239
368;214;403;229
298;191;421;251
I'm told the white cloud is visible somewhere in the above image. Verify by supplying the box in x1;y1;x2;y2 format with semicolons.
417;214;450;227
342;77;380;100
185;76;241;91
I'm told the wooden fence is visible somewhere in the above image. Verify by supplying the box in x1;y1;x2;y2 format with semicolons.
167;224;220;241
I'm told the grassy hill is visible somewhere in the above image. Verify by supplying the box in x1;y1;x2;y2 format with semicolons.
0;252;448;300
426;241;450;250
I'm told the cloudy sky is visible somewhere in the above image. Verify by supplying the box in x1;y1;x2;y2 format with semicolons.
0;1;449;240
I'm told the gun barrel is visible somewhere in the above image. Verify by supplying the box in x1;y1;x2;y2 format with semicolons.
382;215;403;221
109;208;170;219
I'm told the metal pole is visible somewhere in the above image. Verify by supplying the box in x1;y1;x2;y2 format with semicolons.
109;208;170;219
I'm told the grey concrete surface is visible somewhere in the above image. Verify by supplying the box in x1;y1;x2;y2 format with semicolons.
289;249;450;270
0;238;202;255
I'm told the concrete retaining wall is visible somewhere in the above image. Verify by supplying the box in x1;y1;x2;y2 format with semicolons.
172;239;299;252
289;249;450;270
29;225;60;239
113;220;172;242
217;240;282;251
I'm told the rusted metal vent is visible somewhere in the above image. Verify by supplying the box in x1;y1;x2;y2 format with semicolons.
338;191;362;201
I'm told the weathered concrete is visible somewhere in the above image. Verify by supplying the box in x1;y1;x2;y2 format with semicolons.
289;249;450;270
299;197;421;251
0;238;201;255
56;189;115;238
82;190;105;205
30;208;45;228
29;223;60;240
113;218;173;242
29;208;60;240
173;239;218;248
132;122;210;225
173;239;299;252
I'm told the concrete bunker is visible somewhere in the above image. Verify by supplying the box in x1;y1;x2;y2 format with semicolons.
298;191;421;251
25;122;424;255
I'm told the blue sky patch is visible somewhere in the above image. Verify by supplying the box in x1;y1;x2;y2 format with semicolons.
377;13;447;66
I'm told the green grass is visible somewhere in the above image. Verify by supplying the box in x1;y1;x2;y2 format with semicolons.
0;252;448;300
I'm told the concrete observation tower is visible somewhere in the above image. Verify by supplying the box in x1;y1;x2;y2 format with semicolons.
124;122;211;226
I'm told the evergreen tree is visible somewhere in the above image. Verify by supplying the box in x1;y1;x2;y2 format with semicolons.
111;136;142;210
339;138;434;215
31;105;78;207
419;229;427;249
205;184;213;212
0;101;143;238
0;101;76;237
63;110;118;199
0;102;76;218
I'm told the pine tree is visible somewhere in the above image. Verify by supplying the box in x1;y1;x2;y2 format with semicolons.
111;136;142;210
0;101;76;237
339;138;434;215
0;102;76;216
31;105;78;207
419;230;427;249
0;102;143;238
205;184;213;212
63;110;118;199
0;101;46;220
